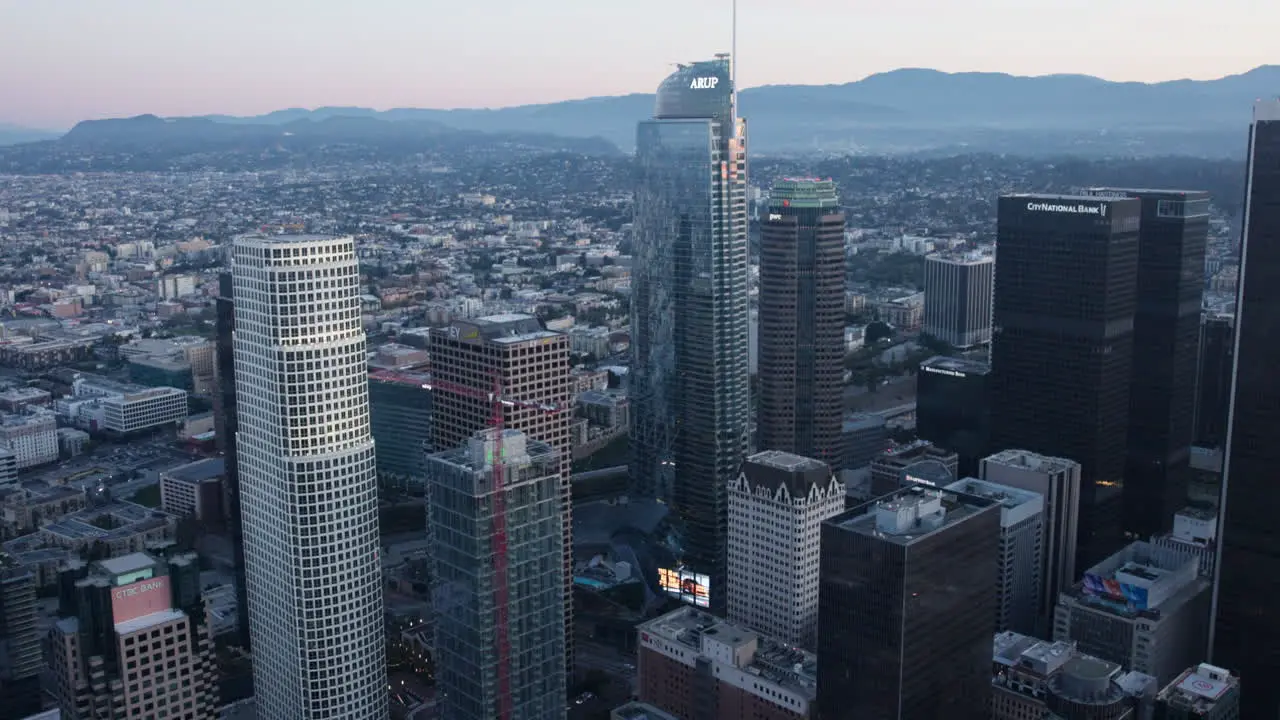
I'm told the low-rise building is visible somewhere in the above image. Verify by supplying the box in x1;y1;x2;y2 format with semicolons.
0;412;59;469
0;387;52;413
159;458;225;525
39;503;176;557
61;375;188;435
992;630;1156;720
637;606;816;720
1154;663;1240;719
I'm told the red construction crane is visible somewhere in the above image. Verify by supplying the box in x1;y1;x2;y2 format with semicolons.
421;371;567;720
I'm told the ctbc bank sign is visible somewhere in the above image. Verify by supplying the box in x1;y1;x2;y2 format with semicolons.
111;576;171;624
1026;201;1107;217
689;77;720;90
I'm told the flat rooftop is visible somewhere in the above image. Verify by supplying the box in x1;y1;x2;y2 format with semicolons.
983;449;1079;474
639;606;817;700
920;355;990;375
1087;187;1210;199
747;450;828;474
98;551;158;578
116;608;184;636
612;702;680;720
164;457;225;484
237;233;341;245
945;478;1041;510
834;485;997;546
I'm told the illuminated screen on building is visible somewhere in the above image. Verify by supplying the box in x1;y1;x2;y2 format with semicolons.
111;576;172;625
1082;572;1150;610
659;567;711;608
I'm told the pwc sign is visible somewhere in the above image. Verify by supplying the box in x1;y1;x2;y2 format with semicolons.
111;576;171;624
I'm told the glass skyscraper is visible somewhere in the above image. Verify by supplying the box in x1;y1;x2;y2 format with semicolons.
1213;98;1280;719
630;55;749;611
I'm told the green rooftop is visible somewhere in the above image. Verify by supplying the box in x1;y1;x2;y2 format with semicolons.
768;178;839;209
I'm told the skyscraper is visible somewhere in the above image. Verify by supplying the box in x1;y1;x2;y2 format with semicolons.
48;552;218;718
1088;188;1209;539
631;55;749;610
1213;98;1280;718
922;251;995;349
426;429;566;720
211;271;250;653
232;234;387;720
427;314;573;671
817;485;1000;719
916;356;991;477
991;194;1140;569
1193;313;1234;450
727;451;844;650
757;178;845;465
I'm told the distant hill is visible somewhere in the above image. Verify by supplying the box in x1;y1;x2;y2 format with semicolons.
182;65;1280;156
0;122;59;146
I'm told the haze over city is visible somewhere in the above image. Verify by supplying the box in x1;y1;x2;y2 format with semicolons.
1;0;1276;128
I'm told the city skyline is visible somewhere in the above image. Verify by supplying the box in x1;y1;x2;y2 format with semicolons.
1;0;1276;128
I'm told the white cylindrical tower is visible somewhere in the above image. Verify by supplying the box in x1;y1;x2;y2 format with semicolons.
232;233;387;719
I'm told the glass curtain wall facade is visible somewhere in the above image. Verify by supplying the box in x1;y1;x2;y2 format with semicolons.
757;178;846;465
1213;99;1280;719
426;430;566;720
631;56;749;610
212;272;251;653
1089;188;1209;539
990;195;1140;571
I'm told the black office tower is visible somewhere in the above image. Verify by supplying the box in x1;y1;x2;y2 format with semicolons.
1088;188;1209;539
1194;314;1234;450
1213;98;1280;719
915;356;990;477
991;195;1140;570
757;178;846;465
212;271;250;654
817;485;1000;719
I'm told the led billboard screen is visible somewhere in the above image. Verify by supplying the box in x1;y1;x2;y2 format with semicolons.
1082;572;1150;610
111;576;171;625
659;567;711;608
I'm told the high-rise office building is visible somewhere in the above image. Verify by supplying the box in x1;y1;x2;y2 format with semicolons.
367;369;433;492
1054;541;1210;687
727;451;844;650
1088;188;1209;540
916;356;991;477
757;178;845;465
868;439;958;498
631;55;749;610
817;485;1001;719
232;234;387;719
428;314;574;671
991;194;1141;569
426;429;566;720
48;552;217;719
211;272;250;653
0;559;42;718
944;478;1044;635
982;449;1082;637
922;251;995;349
1214;98;1280;718
1193;314;1234;450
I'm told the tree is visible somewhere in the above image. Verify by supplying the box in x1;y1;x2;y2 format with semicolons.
865;321;893;344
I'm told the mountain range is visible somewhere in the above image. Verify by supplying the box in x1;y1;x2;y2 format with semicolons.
8;65;1280;157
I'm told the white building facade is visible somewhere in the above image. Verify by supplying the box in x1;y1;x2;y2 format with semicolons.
727;450;844;650
0;412;59;468
232;234;387;719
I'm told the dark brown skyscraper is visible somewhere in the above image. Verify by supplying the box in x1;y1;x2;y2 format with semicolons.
757;178;846;465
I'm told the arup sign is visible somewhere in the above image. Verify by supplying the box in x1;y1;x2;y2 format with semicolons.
1026;202;1108;217
689;77;720;90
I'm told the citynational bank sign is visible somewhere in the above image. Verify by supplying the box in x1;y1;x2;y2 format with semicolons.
111;575;172;625
1026;201;1108;217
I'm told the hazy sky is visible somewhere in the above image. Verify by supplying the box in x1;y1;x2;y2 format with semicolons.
1;0;1274;129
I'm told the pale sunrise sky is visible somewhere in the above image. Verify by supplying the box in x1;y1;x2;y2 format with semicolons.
0;0;1274;129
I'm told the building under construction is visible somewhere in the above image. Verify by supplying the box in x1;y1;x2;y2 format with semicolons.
426;429;566;720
